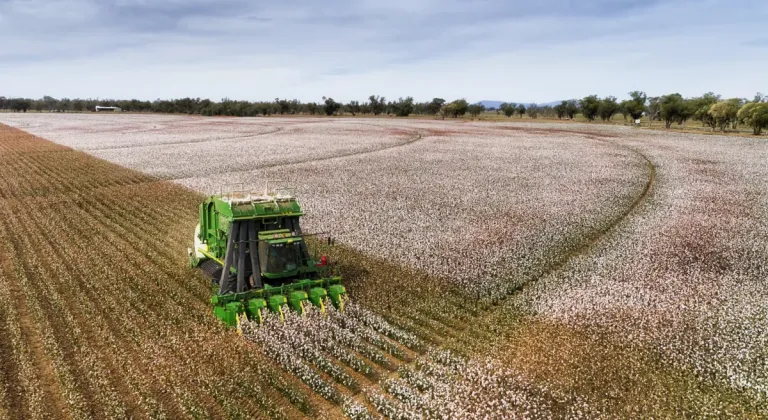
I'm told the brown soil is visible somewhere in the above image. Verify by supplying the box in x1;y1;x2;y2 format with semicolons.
0;124;314;418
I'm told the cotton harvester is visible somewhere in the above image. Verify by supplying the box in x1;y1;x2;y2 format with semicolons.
189;186;346;328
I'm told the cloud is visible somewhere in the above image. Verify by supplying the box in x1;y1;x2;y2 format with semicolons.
0;0;766;101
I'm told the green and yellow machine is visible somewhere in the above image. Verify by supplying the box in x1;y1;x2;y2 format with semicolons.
189;188;346;328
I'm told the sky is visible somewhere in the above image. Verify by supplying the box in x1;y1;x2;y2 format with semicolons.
0;0;766;103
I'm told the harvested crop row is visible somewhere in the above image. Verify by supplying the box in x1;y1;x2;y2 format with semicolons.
0;124;316;419
0;251;50;419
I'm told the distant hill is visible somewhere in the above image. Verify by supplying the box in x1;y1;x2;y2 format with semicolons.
479;100;563;109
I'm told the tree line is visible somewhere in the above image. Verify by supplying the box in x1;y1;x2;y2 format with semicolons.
573;91;768;135
2;91;767;134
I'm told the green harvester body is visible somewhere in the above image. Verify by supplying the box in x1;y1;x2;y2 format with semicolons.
189;191;346;327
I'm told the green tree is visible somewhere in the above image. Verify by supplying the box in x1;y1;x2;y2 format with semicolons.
619;100;632;121
580;95;600;121
307;102;318;115
440;99;468;118
598;96;619;121
647;96;661;123
369;95;386;115
564;100;579;119
42;95;58;111
274;98;292;114
516;103;526;118
56;98;72;112
10;98;32;112
690;92;720;130
708;99;742;131
393;97;414;117
322;97;342;116
427;98;445;115
439;103;455;119
737;102;768;135
346;101;361;116
659;93;691;128
625;91;647;121
72;99;85;112
528;104;539;119
500;102;516;118
554;102;566;119
468;103;486;118
451;99;469;117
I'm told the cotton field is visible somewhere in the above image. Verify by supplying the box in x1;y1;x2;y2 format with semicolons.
0;113;766;418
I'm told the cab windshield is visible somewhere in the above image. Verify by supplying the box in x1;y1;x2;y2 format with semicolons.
259;241;300;274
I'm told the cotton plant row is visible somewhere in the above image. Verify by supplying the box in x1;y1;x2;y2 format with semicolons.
357;348;588;419
254;308;361;391
28;193;198;417
245;310;346;403
297;308;384;376
243;302;420;399
528;129;768;405
341;396;373;420
344;303;424;351
330;307;412;360
319;310;395;370
242;296;597;419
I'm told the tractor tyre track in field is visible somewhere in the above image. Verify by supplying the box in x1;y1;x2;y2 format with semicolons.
430;131;657;350
86;126;285;151
171;125;425;182
508;134;656;297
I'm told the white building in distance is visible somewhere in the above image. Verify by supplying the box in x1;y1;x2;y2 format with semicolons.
95;106;121;112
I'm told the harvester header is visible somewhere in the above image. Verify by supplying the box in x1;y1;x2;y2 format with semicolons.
189;188;346;327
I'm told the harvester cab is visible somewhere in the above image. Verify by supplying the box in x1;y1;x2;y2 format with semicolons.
189;186;346;328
